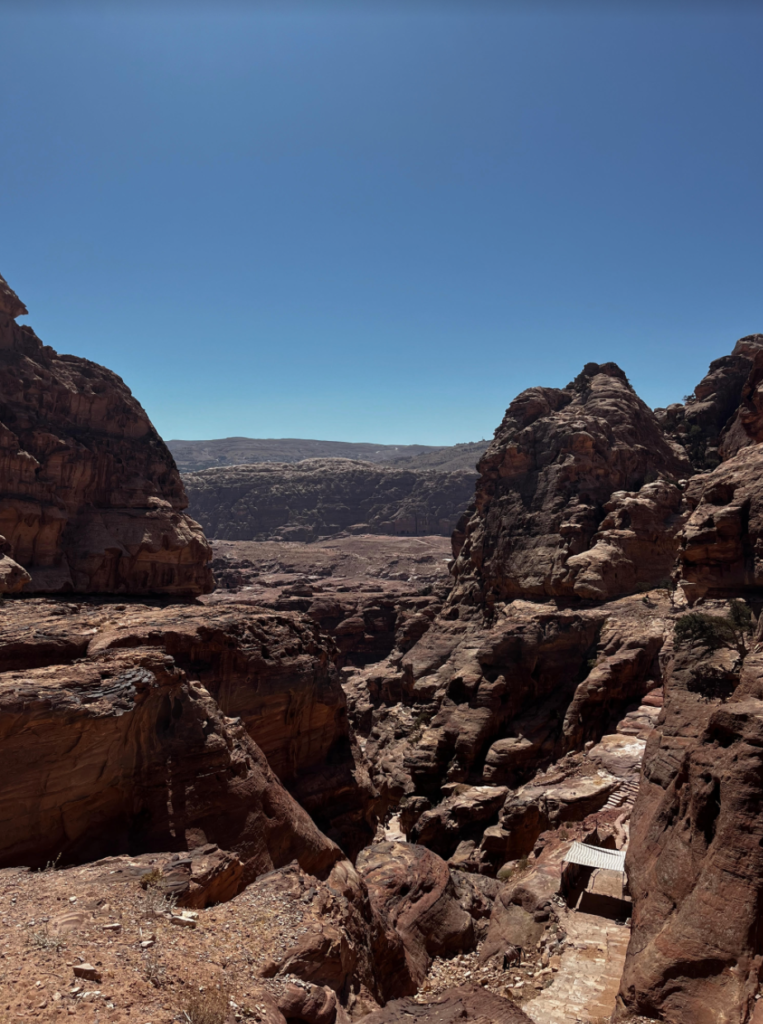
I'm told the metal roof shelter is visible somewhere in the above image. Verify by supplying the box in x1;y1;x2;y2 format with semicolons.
563;842;626;873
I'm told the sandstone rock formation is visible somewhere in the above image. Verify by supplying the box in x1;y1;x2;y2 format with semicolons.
9;317;763;1024
361;985;533;1023
719;339;763;458
183;458;477;541
677;442;763;602
0;532;30;593
169;436;487;474
0;270;28;318
0;611;344;881
0;598;377;864
450;362;691;608
356;841;475;994
617;638;763;1024
0;273;213;595
656;334;763;469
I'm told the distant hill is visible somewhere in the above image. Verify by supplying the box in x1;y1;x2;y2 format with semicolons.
168;436;488;474
183;458;478;541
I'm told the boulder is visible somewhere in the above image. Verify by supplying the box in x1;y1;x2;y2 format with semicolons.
0;535;30;593
356;841;475;993
410;785;508;859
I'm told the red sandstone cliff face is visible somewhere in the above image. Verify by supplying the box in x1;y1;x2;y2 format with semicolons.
0;274;213;596
677;443;763;603
0;271;27;319
0;622;341;881
719;338;763;458
0;599;378;862
617;641;763;1024
345;343;763;1020
615;440;763;1022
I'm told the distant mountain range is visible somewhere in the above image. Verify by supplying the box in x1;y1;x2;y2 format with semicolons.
168;437;489;474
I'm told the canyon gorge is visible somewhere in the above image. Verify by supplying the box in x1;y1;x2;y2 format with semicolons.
2;268;763;1024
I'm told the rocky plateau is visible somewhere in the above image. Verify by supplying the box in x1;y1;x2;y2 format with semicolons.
183;458;478;542
3;269;763;1024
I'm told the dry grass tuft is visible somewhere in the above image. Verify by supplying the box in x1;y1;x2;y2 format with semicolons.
182;983;233;1024
26;925;65;952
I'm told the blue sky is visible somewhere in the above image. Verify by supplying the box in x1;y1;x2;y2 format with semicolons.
2;1;762;445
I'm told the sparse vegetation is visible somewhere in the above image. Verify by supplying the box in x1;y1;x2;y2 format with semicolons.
27;924;65;952
674;600;753;657
682;423;720;470
183;983;233;1024
140;869;178;918
141;947;166;988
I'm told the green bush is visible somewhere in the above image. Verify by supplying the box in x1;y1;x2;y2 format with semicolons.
674;602;752;655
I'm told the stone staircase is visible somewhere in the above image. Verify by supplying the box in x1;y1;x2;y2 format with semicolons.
601;776;640;811
525;907;631;1024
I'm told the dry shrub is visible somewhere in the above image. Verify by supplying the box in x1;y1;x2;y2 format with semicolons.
27;925;65;952
183;983;233;1024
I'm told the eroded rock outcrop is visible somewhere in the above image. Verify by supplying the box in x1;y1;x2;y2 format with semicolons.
677;442;763;603
0;598;376;868
618;638;763;1024
0;270;28;319
450;362;690;608
356;841;475;995
0;273;213;595
184;458;477;541
361;985;533;1023
0;641;340;880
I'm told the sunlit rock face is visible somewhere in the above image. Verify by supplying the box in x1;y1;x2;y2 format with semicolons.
450;362;691;610
0;271;213;596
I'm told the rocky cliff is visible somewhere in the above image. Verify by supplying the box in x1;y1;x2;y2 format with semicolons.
184;458;477;540
615;441;763;1023
334;343;763;1021
169;436;487;474
9;291;763;1022
0;615;341;883
0;272;213;595
450;361;691;608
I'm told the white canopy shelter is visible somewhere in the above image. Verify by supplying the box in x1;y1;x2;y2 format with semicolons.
563;842;626;873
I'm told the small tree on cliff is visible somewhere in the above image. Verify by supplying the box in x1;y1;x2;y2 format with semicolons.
674;600;753;658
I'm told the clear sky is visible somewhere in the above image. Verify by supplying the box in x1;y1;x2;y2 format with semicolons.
2;1;762;445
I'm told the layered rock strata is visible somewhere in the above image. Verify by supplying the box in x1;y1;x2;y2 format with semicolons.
184;458;477;540
0;640;340;881
0;599;375;866
0;273;213;595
